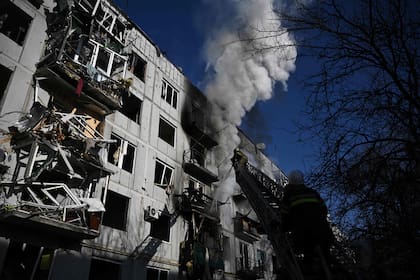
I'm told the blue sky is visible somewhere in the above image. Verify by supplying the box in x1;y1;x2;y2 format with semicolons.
114;0;316;175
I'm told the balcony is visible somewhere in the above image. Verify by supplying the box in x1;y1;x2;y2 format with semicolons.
236;257;265;280
179;187;219;222
182;82;218;149
9;103;113;183
183;122;217;149
35;58;124;119
36;1;128;119
183;149;218;185
234;213;261;243
0;104;111;246
0;182;103;247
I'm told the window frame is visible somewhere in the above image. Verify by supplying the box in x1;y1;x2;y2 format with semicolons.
83;40;127;78
239;242;251;270
256;249;266;268
146;267;169;280
154;159;174;188
158;117;176;147
73;39;128;81
149;213;171;242
0;64;12;101
161;80;178;109
0;1;33;46
2;241;55;279
107;133;136;173
188;177;207;196
119;91;142;124
101;190;129;231
92;1;124;44
130;53;147;82
190;138;206;166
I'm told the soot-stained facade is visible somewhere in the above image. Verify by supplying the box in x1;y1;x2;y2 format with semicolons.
0;1;287;279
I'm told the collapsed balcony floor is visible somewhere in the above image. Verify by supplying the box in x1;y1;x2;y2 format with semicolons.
35;61;122;119
0;210;99;247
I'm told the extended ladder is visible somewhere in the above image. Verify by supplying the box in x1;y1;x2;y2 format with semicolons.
232;150;305;280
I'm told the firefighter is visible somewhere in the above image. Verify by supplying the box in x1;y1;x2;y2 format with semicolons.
281;170;334;268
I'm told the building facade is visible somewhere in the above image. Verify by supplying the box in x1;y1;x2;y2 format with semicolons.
0;1;287;279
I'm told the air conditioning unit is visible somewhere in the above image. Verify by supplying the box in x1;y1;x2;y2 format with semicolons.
144;206;159;221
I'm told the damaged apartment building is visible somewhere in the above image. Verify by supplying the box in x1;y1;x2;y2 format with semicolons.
0;0;288;279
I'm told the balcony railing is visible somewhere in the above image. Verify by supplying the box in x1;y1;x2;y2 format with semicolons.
37;2;128;118
0;103;111;246
236;257;265;279
234;214;261;243
9;104;113;183
0;182;104;244
183;150;218;185
179;187;219;222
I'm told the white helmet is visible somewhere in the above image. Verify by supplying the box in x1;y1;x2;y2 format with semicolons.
287;170;305;185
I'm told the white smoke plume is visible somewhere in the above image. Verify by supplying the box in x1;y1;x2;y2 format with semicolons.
204;0;297;199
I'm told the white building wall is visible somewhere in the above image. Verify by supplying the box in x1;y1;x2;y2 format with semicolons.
0;1;284;279
81;4;189;275
0;0;49;128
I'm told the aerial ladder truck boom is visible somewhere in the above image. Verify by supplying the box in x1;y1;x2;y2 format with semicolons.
232;149;361;280
231;149;305;280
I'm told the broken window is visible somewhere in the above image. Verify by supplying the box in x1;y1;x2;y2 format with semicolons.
146;267;168;280
95;3;115;34
0;241;54;280
256;249;266;268
189;177;214;198
0;1;32;46
150;214;170;242
18;183;86;226
34;248;55;280
96;47;111;73
94;3;105;20
107;133;136;173
120;91;142;124
89;258;121;280
75;40;94;65
112;19;125;43
75;0;99;14
130;53;147;82
239;242;251;270
92;1;125;44
154;159;173;188
70;37;125;77
102;190;129;231
188;178;205;195
188;178;202;191
89;41;126;77
190;139;205;166
0;64;12;101
111;54;124;76
158;117;175;146
161;80;178;109
223;236;231;261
